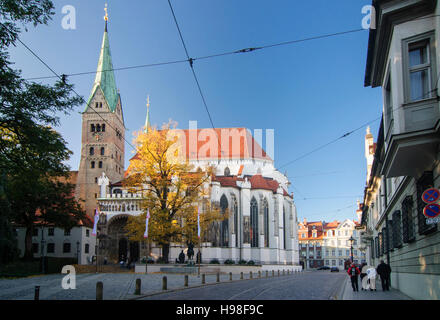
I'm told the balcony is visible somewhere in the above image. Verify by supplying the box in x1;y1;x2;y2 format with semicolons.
382;98;440;177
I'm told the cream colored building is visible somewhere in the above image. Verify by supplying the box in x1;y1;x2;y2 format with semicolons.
360;0;440;300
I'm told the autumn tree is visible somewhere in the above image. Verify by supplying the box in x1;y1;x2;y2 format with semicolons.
124;122;226;263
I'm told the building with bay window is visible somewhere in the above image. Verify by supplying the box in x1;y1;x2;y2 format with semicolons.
359;0;440;300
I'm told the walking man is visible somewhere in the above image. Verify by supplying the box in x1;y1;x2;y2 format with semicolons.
347;262;360;292
376;260;392;291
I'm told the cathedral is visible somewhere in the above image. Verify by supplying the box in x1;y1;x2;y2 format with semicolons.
75;15;300;266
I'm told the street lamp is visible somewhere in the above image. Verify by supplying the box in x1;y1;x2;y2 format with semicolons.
348;235;355;264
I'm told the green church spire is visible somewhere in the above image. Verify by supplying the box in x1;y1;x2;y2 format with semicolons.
144;95;151;133
85;4;118;113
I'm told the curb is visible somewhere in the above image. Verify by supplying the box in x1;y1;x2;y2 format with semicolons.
126;272;301;300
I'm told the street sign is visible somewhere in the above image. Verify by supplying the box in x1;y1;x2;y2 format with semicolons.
423;203;440;219
422;188;440;204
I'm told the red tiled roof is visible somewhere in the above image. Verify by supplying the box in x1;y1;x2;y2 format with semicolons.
130;128;272;162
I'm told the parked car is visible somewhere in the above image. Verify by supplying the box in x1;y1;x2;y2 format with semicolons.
317;266;330;270
330;267;339;272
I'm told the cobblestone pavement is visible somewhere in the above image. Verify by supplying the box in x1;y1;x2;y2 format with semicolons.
136;271;346;300
0;272;273;300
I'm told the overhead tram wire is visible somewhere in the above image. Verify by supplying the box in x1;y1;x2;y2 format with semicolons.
24;27;368;82
167;0;216;132
11;28;138;152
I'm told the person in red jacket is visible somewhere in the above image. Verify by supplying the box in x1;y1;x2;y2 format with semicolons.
347;262;361;292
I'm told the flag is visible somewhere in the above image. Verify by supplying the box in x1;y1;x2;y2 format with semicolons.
197;206;201;239
144;209;150;239
92;208;99;236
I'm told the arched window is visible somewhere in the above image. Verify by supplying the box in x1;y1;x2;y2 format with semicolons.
91;124;95;132
231;195;238;248
250;197;259;247
98;161;103;168
102;124;105;132
89;147;94;155
91;161;95;169
100;147;105;155
263;198;269;247
283;206;287;250
224;167;230;176
220;195;229;247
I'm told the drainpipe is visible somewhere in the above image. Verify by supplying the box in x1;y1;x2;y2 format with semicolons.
382;175;390;265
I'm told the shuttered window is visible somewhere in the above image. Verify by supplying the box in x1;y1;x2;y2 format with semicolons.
387;220;394;252
402;196;415;243
392;210;403;248
416;171;437;235
378;232;383;257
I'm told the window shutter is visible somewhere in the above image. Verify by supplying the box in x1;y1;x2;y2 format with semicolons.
402;196;415;243
379;232;383;257
416;171;437;235
392;210;403;248
387;220;394;252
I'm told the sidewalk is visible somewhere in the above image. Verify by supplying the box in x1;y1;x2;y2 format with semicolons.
340;277;412;300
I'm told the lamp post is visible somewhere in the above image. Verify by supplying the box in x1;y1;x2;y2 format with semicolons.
349;235;355;265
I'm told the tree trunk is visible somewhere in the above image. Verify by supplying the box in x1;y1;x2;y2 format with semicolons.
23;226;34;261
162;243;170;264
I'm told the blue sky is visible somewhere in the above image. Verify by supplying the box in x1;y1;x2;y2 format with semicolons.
9;0;382;223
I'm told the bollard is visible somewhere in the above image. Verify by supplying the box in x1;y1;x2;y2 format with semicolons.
96;281;103;300
258;271;261;278
278;270;280;277
34;286;40;301
184;275;188;287
250;271;253;279
162;276;167;290
266;270;268;278
202;274;205;284
272;270;274;277
135;278;141;295
216;273;220;283
229;272;232;281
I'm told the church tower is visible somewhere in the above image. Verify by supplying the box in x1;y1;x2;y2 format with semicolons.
76;7;125;218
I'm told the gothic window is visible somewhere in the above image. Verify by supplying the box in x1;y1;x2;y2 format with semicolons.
96;124;101;132
283;206;287;249
232;195;238;247
224;167;230;176
402;196;415;243
89;147;94;155
250;197;259;247
220;195;229;247
95;102;98;108
98;161;103;169
100;147;105;156
91;124;95;132
91;161;95;169
99;102;102;108
102;124;105;132
416;171;437;235
263;198;269;247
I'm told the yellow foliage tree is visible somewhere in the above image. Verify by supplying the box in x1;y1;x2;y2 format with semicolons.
123;122;226;263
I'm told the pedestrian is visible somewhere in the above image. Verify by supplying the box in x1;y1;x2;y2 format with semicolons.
347;262;360;292
367;266;377;291
360;263;369;290
376;260;392;291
